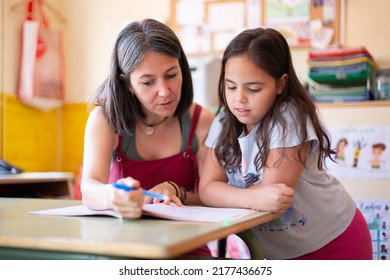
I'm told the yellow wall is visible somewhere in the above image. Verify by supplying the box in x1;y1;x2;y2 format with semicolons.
2;94;59;171
1;94;88;174
60;102;89;173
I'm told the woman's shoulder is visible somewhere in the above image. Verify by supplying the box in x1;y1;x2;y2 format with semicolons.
86;106;108;125
86;106;118;149
89;105;103;116
87;106;116;135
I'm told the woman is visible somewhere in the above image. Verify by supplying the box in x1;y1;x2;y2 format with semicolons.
81;18;214;230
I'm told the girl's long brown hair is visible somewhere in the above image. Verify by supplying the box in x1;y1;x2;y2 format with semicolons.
215;28;334;172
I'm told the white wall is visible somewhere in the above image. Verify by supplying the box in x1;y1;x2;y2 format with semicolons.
63;0;171;102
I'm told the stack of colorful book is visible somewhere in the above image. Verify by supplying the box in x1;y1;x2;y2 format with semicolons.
307;47;377;102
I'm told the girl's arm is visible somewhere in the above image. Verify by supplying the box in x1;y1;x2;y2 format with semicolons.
245;142;311;212
260;142;311;189
199;147;243;208
199;143;306;213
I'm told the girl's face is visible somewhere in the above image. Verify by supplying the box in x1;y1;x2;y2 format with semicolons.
224;54;286;133
129;51;182;119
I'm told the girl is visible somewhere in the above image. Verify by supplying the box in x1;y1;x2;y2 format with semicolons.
199;27;372;260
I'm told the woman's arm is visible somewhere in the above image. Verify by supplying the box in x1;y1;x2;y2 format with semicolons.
82;108;182;212
81;107;143;218
80;108;128;207
81;107;117;209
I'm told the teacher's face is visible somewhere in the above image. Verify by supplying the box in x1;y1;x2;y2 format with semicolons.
129;51;182;118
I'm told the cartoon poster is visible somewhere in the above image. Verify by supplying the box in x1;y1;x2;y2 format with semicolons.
355;199;390;260
325;126;390;179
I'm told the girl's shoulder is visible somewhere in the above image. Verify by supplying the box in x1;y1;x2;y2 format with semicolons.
279;102;299;119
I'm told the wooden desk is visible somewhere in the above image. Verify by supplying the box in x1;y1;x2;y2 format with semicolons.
0;198;278;260
0;172;74;198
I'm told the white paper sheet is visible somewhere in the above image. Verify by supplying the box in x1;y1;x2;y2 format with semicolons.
30;203;259;223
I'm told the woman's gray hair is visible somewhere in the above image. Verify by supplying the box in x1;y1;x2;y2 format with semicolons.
91;19;193;134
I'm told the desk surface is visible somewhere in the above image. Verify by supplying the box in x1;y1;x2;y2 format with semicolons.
0;198;278;259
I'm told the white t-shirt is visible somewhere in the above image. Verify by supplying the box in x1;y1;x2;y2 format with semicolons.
205;106;356;259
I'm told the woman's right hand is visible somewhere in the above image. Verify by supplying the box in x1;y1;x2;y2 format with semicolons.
109;177;143;219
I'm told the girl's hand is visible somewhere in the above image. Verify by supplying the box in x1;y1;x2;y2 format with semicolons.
250;183;294;214
109;177;143;219
144;181;182;206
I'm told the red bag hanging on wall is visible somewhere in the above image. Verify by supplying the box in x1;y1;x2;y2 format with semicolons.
17;0;65;111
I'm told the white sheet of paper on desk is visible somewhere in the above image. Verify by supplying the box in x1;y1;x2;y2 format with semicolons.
142;203;257;222
30;205;122;218
30;203;258;223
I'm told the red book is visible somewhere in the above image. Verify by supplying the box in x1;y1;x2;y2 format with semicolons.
308;46;372;60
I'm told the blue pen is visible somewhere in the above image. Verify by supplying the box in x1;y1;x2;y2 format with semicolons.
112;182;168;200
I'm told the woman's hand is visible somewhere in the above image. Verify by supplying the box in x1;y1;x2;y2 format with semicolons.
144;181;182;206
249;183;294;214
109;177;143;219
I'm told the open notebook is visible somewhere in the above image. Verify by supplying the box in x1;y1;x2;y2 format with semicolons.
30;203;259;223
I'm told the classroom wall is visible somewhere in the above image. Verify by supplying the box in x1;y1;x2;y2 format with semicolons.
314;0;390;200
317;103;390;200
4;0;389;104
62;0;170;102
1;0;77;173
1;0;390;197
0;0;170;175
